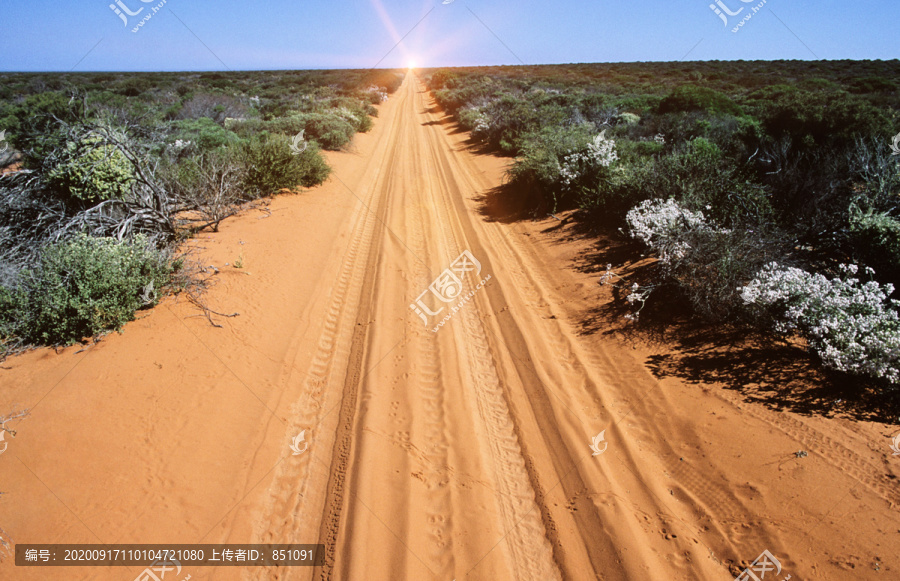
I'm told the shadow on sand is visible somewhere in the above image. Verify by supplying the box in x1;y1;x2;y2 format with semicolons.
473;181;900;424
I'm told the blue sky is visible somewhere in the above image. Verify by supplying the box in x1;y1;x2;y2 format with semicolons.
0;0;897;71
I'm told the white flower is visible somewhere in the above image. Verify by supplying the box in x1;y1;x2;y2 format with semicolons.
743;262;900;383
558;130;618;187
624;198;717;265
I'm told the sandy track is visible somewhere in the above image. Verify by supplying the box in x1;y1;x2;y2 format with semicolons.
1;75;899;581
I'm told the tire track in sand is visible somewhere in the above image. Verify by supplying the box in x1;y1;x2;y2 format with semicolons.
417;96;561;579
248;81;406;581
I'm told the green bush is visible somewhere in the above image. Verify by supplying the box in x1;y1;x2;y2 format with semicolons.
579;157;660;222
618;139;663;158
170;118;241;151
242;132;331;195
430;70;459;90
480;94;560;153
658;85;743;116
747;86;886;147
849;76;898;95
0;235;171;344
11;92;83;165
47;134;135;203
662;138;771;227
507;124;597;209
302;112;357;150
115;77;155;97
850;209;900;285
626;199;784;322
458;107;487;135
356;113;373;133
581;138;771;227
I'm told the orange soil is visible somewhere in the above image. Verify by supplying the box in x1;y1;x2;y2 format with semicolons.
1;75;898;581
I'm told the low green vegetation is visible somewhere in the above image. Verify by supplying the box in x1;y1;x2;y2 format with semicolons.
425;60;900;385
0;235;171;345
0;69;404;350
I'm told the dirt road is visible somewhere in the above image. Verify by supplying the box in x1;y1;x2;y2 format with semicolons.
1;75;898;581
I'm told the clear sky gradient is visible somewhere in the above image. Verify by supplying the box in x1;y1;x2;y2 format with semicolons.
0;0;897;72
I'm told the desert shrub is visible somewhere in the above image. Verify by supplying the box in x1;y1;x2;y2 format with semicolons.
617;112;640;125
592;138;770;227
161;149;248;230
242;132;330;195
611;94;664;114
579;157;656;220
176;93;248;123
557;130;619;190
363;87;388;105
650;111;761;155
0;234;171;344
626;198;710;253
458;107;488;136
658;85;742;116
430;70;459;90
237;116;302;137
849;76;898;95
478;94;553;153
211;104;373;150
849;138;900;213
849;209;900;285
302;112;357;150
741;263;900;383
747;86;887;147
169;118;241;151
618;139;664;158
10;92;83;164
355;112;373;133
364;70;404;94
506;123;599;210
753;136;862;241
46;134;135;204
667;138;771;226
115;77;155;97
626;199;781;320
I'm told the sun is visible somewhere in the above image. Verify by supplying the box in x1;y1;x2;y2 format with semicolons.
407;59;417;70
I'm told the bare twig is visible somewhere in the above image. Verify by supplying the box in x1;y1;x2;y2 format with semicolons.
0;408;28;438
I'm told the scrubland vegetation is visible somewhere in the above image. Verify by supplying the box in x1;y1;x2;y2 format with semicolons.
0;69;404;352
425;61;900;385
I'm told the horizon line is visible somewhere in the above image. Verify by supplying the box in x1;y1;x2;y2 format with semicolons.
2;56;898;75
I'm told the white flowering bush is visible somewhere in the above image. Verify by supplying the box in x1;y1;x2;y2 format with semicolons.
558;130;619;188
625;198;779;321
506;123;600;212
473;113;491;138
626;198;712;264
741;263;900;383
458;106;493;142
365;86;388;103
